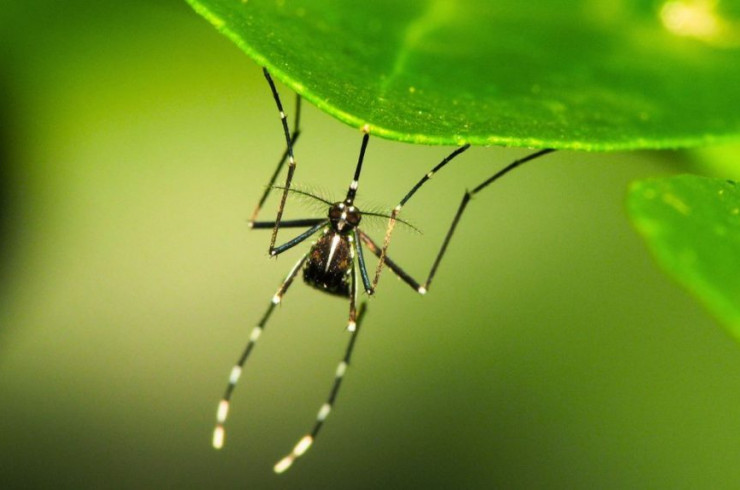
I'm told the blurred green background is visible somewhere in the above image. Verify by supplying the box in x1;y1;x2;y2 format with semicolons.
2;1;740;488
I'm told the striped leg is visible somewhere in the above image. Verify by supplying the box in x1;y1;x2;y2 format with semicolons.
372;144;470;289
262;68;300;256
249;93;301;225
359;230;422;292
212;252;310;450
273;267;367;473
269;220;328;257
353;229;373;295
372;148;556;293
250;218;325;230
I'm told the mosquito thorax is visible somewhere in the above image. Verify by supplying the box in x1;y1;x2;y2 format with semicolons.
328;201;361;233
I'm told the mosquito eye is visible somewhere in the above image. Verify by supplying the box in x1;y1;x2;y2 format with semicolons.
347;210;361;226
328;204;343;220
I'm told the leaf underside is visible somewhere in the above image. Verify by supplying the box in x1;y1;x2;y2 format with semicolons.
186;0;740;150
628;175;740;337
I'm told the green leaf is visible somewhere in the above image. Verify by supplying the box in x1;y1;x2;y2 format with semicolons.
690;142;740;179
185;0;740;150
628;175;740;337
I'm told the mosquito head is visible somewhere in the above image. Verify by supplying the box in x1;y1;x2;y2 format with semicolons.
328;201;361;233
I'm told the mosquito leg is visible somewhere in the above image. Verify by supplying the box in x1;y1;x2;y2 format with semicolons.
358;230;422;292
420;149;556;292
348;240;359;332
371;148;556;294
273;268;367;473
344;130;370;204
212;252;310;450
372;145;470;289
342;130;373;294
251;218;326;230
353;229;373;294
263;68;299;254
249;94;302;224
270;221;328;257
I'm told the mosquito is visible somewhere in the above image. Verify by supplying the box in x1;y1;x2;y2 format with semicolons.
212;67;555;473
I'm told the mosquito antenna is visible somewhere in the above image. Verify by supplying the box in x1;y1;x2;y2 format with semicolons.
271;186;334;206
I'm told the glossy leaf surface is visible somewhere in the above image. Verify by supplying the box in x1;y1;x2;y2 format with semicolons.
186;0;740;149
